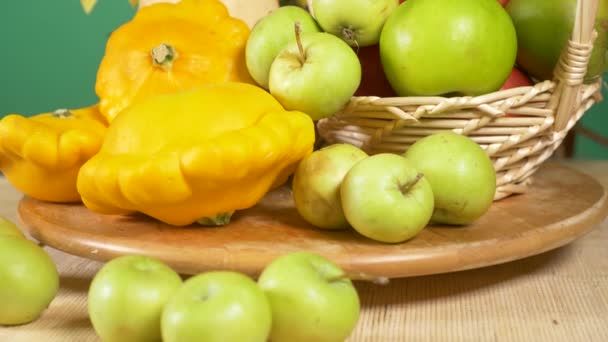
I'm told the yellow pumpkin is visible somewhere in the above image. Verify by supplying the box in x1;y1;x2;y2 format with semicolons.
95;0;254;122
77;82;315;226
0;105;107;203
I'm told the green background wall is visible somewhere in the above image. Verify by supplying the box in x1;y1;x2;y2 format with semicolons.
0;0;136;115
0;0;606;159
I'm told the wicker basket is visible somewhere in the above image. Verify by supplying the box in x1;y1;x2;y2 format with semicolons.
315;0;604;200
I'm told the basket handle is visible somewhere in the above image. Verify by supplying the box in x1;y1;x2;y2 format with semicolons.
550;0;600;132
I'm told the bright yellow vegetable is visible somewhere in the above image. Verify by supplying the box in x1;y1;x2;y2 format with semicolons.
77;82;315;226
0;105;107;202
95;0;254;122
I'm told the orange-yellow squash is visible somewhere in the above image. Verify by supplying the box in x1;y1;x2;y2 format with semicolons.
95;0;254;122
77;82;315;226
0;105;107;202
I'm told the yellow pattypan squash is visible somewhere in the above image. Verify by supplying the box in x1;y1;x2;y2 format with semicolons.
96;0;254;122
77;82;315;226
0;105;107;202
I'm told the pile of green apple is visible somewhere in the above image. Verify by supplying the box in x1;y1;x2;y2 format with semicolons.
293;132;497;243
252;0;608;118
0;217;59;326
88;251;360;342
245;0;523;121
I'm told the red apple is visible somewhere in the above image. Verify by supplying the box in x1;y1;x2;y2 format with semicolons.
500;67;533;116
500;67;533;90
354;45;397;97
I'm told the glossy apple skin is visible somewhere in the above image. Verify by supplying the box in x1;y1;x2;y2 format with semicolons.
404;132;496;225
380;0;517;96
353;45;398;97
311;0;399;47
0;236;59;325
500;67;533;90
269;31;362;121
340;153;434;243
258;251;360;342
162;271;272;342
292;144;368;229
88;255;183;342
507;0;608;82
246;6;321;89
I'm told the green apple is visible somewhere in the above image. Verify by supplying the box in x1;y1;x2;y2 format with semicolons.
311;0;399;47
404;131;496;225
0;235;59;325
268;30;362;121
258;251;360;342
380;0;517;96
0;216;25;238
162;271;272;342
507;0;608;82
340;153;434;243
88;255;182;342
292;143;368;230
246;5;321;89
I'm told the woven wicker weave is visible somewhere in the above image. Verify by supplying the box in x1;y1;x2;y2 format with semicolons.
316;0;603;200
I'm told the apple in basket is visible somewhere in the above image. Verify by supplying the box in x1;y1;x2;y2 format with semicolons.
500;67;533;116
268;28;362;121
246;5;321;89
310;0;400;47
501;67;533;91
354;44;398;97
380;0;518;96
506;0;608;82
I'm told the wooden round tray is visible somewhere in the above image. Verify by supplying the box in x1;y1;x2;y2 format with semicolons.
17;163;608;281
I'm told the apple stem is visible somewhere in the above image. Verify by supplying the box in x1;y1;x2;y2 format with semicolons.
196;211;234;226
400;173;424;194
294;21;306;64
342;27;358;49
326;273;350;283
151;43;178;71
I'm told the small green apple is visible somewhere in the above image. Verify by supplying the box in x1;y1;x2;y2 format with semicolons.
258;251;360;342
404;131;496;225
162;271;272;342
0;216;25;238
380;0;517;96
312;0;399;47
246;5;321;89
268;29;362;121
340;153;434;243
0;235;59;325
88;255;183;342
292;143;368;229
